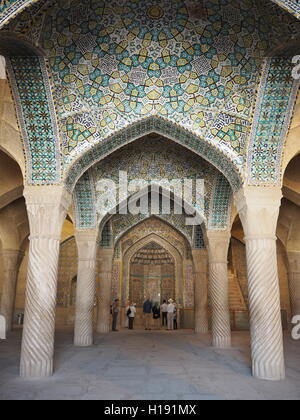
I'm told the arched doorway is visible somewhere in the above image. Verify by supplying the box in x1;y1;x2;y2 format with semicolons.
109;216;197;330
128;241;175;328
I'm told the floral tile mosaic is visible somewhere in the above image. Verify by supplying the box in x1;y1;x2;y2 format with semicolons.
1;0;300;192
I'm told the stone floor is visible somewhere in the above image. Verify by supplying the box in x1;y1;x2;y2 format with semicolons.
0;329;299;400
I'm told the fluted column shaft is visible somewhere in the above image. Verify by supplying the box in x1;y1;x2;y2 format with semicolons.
20;186;71;378
0;249;24;331
207;231;231;348
74;229;98;347
192;249;209;333
97;249;114;333
235;186;285;381
287;251;300;317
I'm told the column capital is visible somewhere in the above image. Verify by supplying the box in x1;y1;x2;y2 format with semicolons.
192;249;208;273
23;185;72;239
99;247;114;261
234;186;282;239
74;228;98;263
286;250;300;272
75;227;98;237
192;248;208;257
207;230;231;263
23;185;72;207
2;249;24;272
2;248;25;259
75;228;98;244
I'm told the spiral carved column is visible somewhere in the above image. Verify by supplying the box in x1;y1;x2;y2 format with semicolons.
245;237;285;380
235;186;285;381
192;249;209;333
74;230;98;347
0;249;24;331
207;231;231;348
20;186;71;378
20;237;60;377
97;249;114;333
287;251;300;317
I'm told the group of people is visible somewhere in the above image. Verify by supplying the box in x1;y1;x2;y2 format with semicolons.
142;298;178;331
111;297;179;332
111;298;178;331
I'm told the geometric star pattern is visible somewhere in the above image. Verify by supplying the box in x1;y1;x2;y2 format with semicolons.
248;57;300;185
7;56;61;183
1;0;300;196
73;137;232;231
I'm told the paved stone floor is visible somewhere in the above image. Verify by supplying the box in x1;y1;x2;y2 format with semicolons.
0;329;299;400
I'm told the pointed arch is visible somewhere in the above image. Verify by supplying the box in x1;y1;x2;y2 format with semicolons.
124;232;183;262
269;0;300;19
122;232;185;307
6;55;61;184
74;167;233;233
110;214;201;249
65;117;243;192
0;31;45;56
0;1;45;30
247;57;300;186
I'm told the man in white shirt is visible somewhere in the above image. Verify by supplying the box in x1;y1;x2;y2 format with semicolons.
167;300;175;330
128;303;137;330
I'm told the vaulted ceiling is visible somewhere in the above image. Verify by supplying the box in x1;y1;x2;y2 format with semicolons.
0;0;299;188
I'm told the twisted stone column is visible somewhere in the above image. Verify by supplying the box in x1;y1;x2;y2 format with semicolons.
20;186;71;378
287;251;300;317
207;231;231;348
0;249;24;331
192;249;209;333
97;249;114;333
74;229;98;347
235;186;285;381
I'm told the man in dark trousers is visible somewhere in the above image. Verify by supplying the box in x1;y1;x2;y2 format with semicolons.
112;298;120;331
143;297;153;330
161;299;168;328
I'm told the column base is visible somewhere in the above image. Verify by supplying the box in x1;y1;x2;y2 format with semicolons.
20;359;53;378
74;336;93;347
213;335;231;349
97;324;110;334
195;326;209;334
252;361;285;381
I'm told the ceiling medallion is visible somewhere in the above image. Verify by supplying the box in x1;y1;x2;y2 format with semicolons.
147;5;164;20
